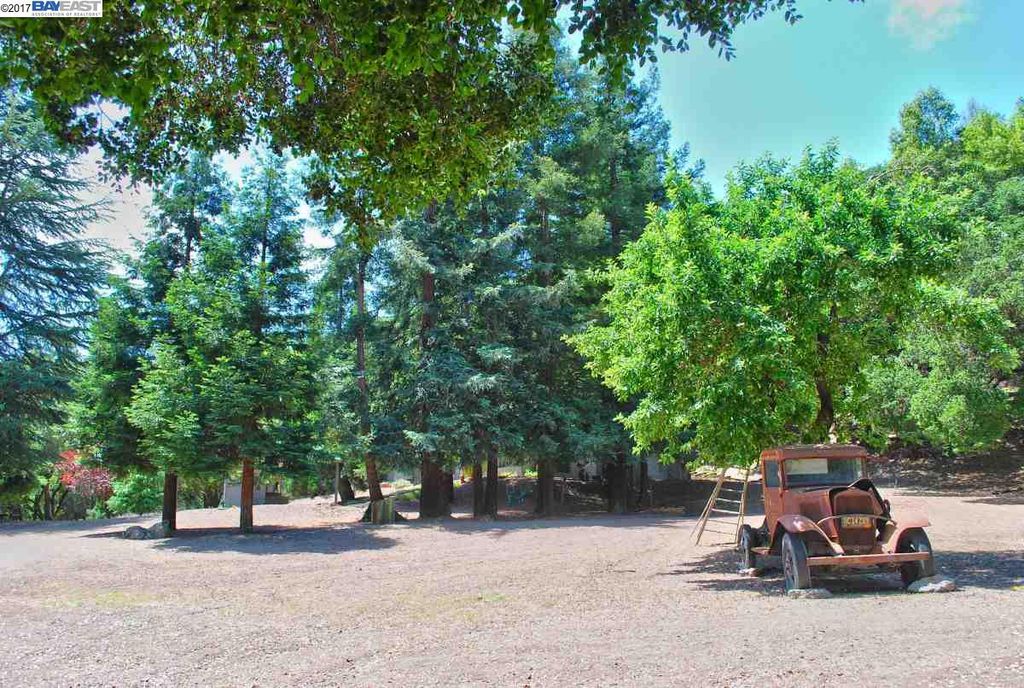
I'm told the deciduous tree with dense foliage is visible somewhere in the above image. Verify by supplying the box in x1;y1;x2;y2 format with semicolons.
849;90;1024;452
572;144;965;466
0;2;847;219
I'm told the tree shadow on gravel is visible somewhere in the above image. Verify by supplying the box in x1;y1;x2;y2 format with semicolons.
146;525;398;555
0;514;151;536
658;548;787;595
661;547;1024;595
965;491;1024;506
934;551;1024;589
404;512;691;538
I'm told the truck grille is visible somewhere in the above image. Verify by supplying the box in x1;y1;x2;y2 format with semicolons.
832;489;878;554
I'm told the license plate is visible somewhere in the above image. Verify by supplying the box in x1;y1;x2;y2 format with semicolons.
842;516;873;528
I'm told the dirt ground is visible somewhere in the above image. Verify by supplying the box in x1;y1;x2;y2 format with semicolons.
1;486;1022;687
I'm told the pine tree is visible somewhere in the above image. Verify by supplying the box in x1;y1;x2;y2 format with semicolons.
127;151;315;531
0;88;105;510
512;63;675;513
72;152;228;532
373;56;677;517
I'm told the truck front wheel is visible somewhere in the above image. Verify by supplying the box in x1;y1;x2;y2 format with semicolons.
897;528;935;586
738;525;757;570
782;532;812;591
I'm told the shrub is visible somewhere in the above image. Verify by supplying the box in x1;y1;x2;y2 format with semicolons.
106;472;163;516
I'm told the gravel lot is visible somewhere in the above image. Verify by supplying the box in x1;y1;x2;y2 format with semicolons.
1;489;1022;687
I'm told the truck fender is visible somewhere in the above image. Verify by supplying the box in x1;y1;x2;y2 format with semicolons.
771;515;840;555
883;516;932;553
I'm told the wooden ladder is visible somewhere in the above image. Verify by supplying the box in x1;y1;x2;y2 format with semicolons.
691;465;754;546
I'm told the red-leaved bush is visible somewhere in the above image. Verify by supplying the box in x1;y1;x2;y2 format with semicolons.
56;451;113;500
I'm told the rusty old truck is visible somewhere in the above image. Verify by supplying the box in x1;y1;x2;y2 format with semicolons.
739;444;935;591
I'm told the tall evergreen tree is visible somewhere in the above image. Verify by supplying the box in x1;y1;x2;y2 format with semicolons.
0;88;105;511
513;64;675;513
373;57;676;516
127;151;315;531
72;152;228;531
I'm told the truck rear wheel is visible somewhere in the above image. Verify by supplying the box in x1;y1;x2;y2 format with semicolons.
738;525;757;570
782;532;812;591
897;528;935;586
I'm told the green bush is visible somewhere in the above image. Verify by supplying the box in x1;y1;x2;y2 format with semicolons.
106;472;163;516
392;488;421;502
86;504;110;520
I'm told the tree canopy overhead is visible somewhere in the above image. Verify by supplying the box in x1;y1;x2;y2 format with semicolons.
0;1;848;216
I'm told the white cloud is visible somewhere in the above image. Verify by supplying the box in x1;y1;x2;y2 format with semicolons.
888;0;971;50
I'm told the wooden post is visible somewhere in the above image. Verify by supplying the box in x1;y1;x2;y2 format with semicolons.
334;461;340;505
240;459;254;533
162;472;177;534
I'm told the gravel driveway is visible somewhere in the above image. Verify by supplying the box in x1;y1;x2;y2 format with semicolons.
1;490;1021;687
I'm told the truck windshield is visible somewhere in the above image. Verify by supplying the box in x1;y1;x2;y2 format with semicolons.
784;458;864;486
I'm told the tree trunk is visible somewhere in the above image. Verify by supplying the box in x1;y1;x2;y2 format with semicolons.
365;454;384;502
334;462;341;504
625;461;635;510
355;250;384;502
339;475;355;502
240;459;254;533
638;459;649;509
609;154;621;254
42;483;53;521
815;303;838;442
415;230;443;516
534;460;555;516
444;470;455;503
534;461;544;513
815;373;837;442
484;447;499;518
607;456;629;514
419;457;448;518
472;462;484;517
162;471;178;534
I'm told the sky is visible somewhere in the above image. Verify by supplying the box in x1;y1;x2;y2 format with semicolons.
654;0;1024;190
84;0;1024;251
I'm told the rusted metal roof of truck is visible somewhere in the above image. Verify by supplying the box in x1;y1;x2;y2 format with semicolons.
759;444;867;460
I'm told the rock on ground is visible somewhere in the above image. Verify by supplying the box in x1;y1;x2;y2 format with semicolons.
147;522;168;539
123;525;149;540
787;587;834;599
907;576;957;593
